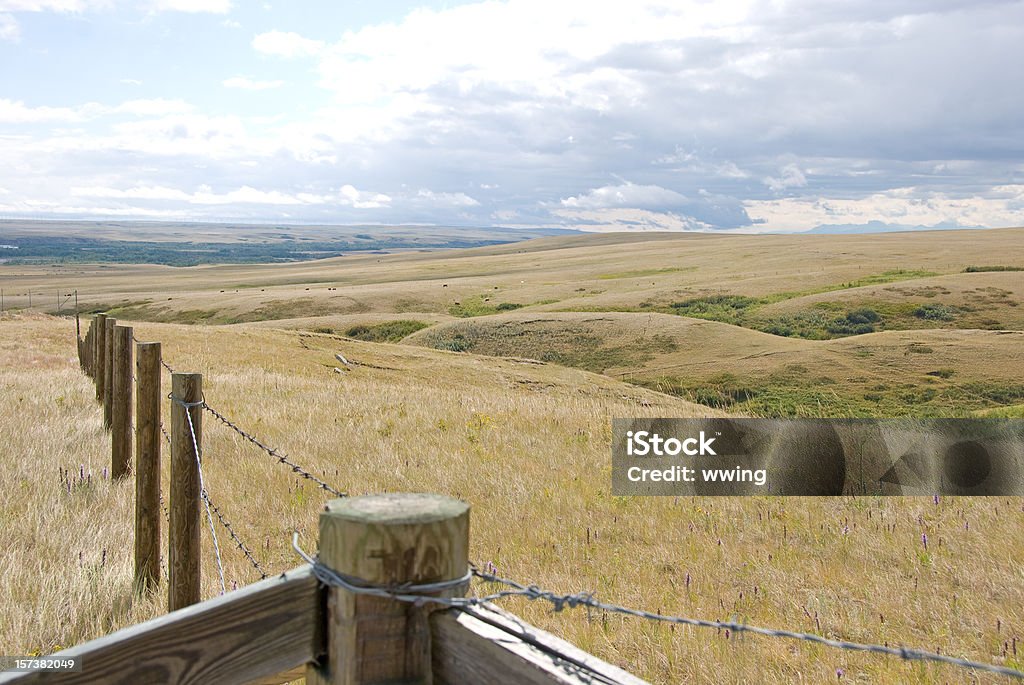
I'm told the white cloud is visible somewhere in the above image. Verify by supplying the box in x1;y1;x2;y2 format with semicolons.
71;185;190;200
561;183;687;210
119;78;143;86
763;163;808;193
0;13;19;41
150;0;230;13
252;30;323;58
72;184;318;205
0;98;90;123
222;76;283;90
415;189;479;207
111;98;194;116
70;183;394;209
0;0;109;11
746;185;1024;233
340;184;391;209
554;207;711;232
0;97;192;123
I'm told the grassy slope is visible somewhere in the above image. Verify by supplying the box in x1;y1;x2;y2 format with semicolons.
3;228;1024;682
3;314;1024;684
405;312;1024;417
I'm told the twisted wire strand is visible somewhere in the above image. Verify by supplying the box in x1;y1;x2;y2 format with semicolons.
292;535;1024;681
201;400;346;498
172;394;226;596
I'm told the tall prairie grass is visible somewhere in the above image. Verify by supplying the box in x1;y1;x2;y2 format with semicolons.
1;314;1022;683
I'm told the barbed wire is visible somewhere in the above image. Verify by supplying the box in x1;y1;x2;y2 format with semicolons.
201;400;346;498
116;332;341;496
171;394;226;596
291;535;1024;682
203;492;269;580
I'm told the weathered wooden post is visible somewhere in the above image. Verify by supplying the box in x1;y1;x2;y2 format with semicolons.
135;341;162;593
103;317;117;429
77;320;86;373
94;313;108;400
86;320;95;378
84;319;91;377
307;493;470;685
111;325;133;479
169;372;202;611
86;321;94;377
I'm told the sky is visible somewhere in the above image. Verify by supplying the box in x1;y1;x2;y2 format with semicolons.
1;0;1024;233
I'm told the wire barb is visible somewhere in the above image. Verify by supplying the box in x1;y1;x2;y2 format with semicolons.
204;492;269;580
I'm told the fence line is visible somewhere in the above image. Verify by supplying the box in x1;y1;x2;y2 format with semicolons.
49;313;1024;684
151;338;346;497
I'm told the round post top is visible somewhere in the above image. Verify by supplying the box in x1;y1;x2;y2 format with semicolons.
324;493;469;525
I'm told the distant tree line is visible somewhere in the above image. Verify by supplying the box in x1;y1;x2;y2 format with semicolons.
0;235;511;266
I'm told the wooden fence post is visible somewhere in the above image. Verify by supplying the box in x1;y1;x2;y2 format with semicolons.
111;325;133;479
135;341;161;593
87;321;94;377
103;317;117;429
80;320;90;376
169;372;202;612
307;493;470;685
85;319;92;378
94;314;107;400
86;320;95;378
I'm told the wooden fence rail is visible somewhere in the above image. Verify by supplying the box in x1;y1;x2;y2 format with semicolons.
0;315;652;684
0;494;646;685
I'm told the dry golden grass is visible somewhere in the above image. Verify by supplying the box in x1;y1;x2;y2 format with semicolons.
2;313;1023;683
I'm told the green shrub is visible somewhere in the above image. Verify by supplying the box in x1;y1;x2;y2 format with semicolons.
670;295;761;324
344;320;429;342
495;302;523;311
913;303;956;321
435;334;472;352
822;308;882;336
845;308;881;324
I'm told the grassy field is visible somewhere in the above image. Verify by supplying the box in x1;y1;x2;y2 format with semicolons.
2;226;1024;683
